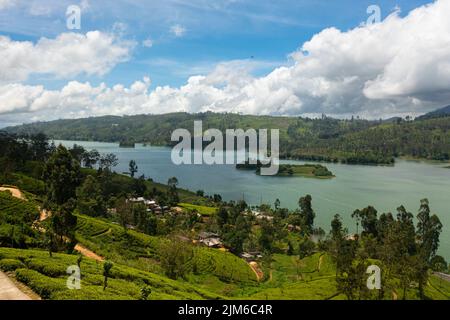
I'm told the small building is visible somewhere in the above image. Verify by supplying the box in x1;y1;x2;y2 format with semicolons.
240;251;263;261
198;232;223;248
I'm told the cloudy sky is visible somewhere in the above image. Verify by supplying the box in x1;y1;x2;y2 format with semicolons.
0;0;449;127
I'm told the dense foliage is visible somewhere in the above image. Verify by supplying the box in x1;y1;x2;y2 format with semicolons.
5;111;450;164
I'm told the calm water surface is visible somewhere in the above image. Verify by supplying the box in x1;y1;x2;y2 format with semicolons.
57;140;450;260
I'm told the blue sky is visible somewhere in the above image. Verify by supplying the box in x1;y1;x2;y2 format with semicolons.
0;0;432;88
1;0;449;127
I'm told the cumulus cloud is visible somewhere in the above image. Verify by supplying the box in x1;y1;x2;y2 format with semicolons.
170;24;186;37
1;0;450;126
0;31;133;82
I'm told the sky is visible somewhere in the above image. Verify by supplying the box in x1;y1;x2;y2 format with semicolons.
0;0;449;127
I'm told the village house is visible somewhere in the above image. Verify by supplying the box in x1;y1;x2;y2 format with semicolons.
197;232;223;248
127;197;163;213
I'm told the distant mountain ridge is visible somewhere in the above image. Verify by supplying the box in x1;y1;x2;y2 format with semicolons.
3;111;450;165
417;105;450;120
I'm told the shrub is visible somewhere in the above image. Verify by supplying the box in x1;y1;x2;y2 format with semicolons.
0;258;25;271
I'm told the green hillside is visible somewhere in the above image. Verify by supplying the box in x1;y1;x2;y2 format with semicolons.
5;112;450;164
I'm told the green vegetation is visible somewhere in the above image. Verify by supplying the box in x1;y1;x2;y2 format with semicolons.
6;111;450;165
0;131;449;301
178;203;218;216
0;191;41;248
0;247;221;300
264;164;333;178
237;160;334;178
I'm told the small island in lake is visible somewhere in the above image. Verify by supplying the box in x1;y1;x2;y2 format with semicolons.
119;140;136;148
236;160;334;178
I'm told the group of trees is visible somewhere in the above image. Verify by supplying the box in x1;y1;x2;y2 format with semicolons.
328;199;444;299
8;112;450;166
208;191;446;300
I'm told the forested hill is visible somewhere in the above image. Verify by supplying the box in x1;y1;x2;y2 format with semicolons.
4;111;450;164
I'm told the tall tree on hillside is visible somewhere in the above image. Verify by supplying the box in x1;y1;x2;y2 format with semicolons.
29;133;50;161
82;149;100;168
76;175;106;217
103;261;113;290
417;199;442;263
298;195;315;234
129;160;138;178
167;177;179;206
99;153;118;171
42;145;81;206
42;145;81;250
416;199;442;298
352;206;378;238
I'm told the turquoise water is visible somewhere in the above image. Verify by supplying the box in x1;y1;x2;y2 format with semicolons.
57;140;450;260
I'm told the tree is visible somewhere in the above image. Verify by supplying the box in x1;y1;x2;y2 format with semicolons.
159;239;194;280
129;160;138;178
298;239;315;259
298;195;315;234
287;241;294;256
430;255;447;272
29;133;50;161
352;206;378;237
140;285;152;300
77;254;83;278
42;145;81;206
103;261;113;290
416;199;442;299
76;175;106;217
274;198;281;210
258;218;275;253
69;144;86;163
417;199;442;263
82;149;100;168
116;198;132;232
99;153;118;171
167;177;179;206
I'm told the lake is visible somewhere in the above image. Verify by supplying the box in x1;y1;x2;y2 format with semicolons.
57;140;450;260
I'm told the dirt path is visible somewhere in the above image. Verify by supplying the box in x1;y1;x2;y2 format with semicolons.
0;271;33;300
0;187;26;200
434;272;450;283
318;254;324;271
74;244;104;262
392;290;398;300
39;209;50;222
248;261;263;282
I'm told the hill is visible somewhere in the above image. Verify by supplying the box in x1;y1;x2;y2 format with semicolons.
417;105;450;120
4;112;450;164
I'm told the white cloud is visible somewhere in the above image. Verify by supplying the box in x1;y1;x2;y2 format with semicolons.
0;31;134;82
0;0;16;10
2;0;450;125
170;24;186;37
142;38;153;48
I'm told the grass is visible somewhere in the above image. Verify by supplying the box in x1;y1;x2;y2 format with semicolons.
75;214;256;285
178;203;218;216
0;190;41;247
274;164;334;178
0;247;222;300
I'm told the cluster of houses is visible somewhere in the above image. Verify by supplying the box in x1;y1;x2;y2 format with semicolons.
127;197;169;214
